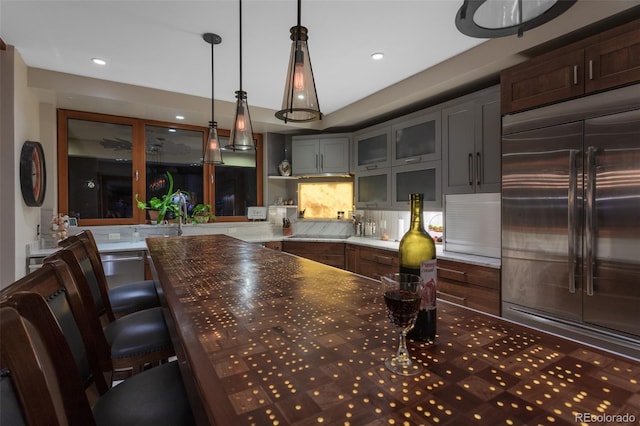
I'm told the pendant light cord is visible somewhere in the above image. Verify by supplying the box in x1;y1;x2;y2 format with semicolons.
239;0;243;93
211;41;215;121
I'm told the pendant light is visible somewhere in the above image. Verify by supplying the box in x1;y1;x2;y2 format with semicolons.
455;0;576;39
202;32;224;164
226;0;255;151
275;0;322;123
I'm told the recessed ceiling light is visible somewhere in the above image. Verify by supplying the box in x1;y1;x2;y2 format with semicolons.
371;52;384;61
175;115;185;120
91;58;106;66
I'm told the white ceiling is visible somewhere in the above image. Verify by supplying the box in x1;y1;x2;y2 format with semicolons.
2;0;639;134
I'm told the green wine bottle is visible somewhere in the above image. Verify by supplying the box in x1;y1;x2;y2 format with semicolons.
399;193;437;342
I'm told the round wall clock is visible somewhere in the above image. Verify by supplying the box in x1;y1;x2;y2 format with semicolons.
20;141;46;207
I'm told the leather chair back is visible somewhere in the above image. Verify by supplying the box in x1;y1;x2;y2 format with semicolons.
0;260;110;395
0;295;96;425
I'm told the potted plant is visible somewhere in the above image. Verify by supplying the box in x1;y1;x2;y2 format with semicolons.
190;203;215;224
135;171;181;224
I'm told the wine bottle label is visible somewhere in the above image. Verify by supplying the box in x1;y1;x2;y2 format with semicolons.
419;259;437;311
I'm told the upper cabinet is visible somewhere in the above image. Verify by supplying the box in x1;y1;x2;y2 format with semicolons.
442;86;501;195
351;127;391;172
391;111;441;166
292;135;350;176
501;19;640;115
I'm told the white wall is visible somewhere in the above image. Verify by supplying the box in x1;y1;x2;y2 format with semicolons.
0;46;42;288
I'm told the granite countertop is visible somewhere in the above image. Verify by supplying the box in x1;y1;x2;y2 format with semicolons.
27;226;500;268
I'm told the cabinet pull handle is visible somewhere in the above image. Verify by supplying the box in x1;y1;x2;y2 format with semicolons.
476;152;481;186
365;164;378;170
210;174;214;184
404;157;420;163
320;154;324;171
436;290;466;304
437;267;466;276
573;65;578;85
588;59;593;80
468;153;473;186
315;154;318;170
365;203;378;208
135;170;139;181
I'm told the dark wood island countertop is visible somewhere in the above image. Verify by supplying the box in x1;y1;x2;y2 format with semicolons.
147;234;640;426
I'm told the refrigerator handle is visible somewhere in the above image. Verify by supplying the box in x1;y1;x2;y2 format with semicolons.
568;149;579;294
476;152;482;186
585;146;597;296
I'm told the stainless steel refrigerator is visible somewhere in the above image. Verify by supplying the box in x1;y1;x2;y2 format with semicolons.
501;84;640;360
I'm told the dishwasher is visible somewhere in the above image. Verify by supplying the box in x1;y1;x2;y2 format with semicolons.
100;250;147;288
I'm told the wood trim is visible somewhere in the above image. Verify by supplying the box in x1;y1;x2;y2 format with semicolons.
56;109;264;224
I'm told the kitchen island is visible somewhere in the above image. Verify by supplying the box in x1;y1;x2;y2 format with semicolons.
148;234;639;425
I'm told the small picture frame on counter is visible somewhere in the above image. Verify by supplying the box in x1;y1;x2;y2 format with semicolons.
67;217;78;227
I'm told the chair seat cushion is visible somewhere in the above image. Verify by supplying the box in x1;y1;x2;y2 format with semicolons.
93;362;194;426
108;280;160;315
103;307;172;359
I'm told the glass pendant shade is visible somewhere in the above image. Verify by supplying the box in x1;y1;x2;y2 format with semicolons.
202;32;223;164
227;90;255;151
227;0;255;151
203;121;223;163
456;0;576;38
275;25;322;123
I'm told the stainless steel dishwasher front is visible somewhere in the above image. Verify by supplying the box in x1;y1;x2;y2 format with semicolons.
100;250;146;288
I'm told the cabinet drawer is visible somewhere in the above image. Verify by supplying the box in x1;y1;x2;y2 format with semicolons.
436;258;500;316
282;241;345;269
357;246;398;280
437;278;500;316
437;259;499;290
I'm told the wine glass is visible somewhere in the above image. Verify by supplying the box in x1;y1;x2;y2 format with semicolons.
381;273;423;376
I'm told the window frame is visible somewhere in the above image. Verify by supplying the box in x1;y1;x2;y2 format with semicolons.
57;109;263;225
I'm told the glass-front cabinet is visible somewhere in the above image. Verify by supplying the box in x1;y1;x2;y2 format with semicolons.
391;162;441;210
352;127;391;171
391;110;441;167
354;169;391;209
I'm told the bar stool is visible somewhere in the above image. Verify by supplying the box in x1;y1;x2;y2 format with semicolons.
59;230;160;317
1;288;194;425
44;242;174;379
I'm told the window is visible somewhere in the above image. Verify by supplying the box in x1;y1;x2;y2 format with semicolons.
57;110;263;225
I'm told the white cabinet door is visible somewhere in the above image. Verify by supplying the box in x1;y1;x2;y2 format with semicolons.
442;100;476;194
292;138;320;175
442;86;501;194
320;137;350;174
292;136;350;175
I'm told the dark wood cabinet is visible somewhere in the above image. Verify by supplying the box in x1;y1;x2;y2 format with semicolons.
345;244;358;273
346;244;398;280
264;241;282;251
282;241;345;269
436;258;500;316
501;19;640;114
